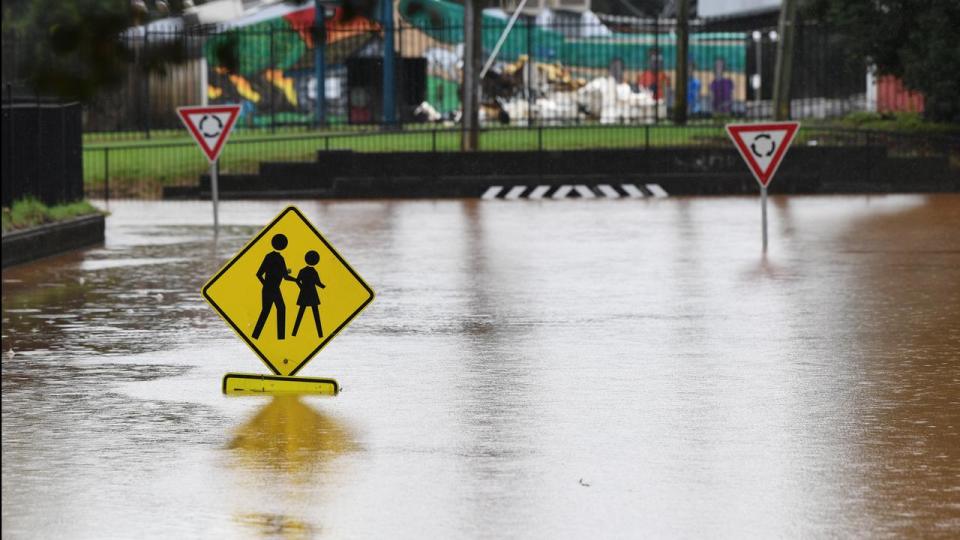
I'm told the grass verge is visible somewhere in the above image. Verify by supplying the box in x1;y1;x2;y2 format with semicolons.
2;198;102;233
822;112;960;135
82;124;722;196
80;121;957;197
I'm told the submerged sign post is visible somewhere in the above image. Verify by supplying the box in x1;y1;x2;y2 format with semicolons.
177;105;241;231
203;206;374;395
726;121;800;251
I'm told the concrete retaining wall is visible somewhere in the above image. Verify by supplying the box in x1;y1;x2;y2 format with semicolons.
167;146;958;200
2;214;105;268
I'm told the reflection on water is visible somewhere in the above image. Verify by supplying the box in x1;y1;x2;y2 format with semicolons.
2;197;959;538
234;513;315;540
228;396;358;476
227;397;357;538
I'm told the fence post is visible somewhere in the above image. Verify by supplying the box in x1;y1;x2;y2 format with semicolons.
60;102;67;202
645;124;650;152
35;91;42;202
654;17;660;125
527;17;534;129
144;25;151;140
314;0;327;127
382;0;397;128
324;135;330;151
432;129;437;153
674;0;690;125
104;147;110;202
270;26;276;134
5;83;13;206
538;125;543;151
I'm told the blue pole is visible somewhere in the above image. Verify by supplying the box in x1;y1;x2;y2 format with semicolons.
314;0;326;126
381;0;396;127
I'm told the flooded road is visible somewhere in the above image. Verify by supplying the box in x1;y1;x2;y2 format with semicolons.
3;196;959;538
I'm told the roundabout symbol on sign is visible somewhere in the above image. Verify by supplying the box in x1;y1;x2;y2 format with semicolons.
199;114;224;139
750;133;776;158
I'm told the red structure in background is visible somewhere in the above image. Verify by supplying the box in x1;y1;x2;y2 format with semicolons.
284;6;381;49
877;76;924;113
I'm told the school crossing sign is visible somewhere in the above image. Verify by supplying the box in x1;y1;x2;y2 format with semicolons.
203;207;374;377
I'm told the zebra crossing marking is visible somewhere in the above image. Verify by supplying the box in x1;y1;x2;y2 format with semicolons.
645;183;669;198
505;186;527;199
597;184;621;198
529;185;551;199
482;183;669;200
574;185;596;198
482;186;504;199
620;184;645;198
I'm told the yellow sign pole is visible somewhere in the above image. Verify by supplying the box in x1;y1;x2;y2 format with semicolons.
223;373;339;396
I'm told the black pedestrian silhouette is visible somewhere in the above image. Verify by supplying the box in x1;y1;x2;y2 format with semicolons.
292;250;326;337
252;234;297;340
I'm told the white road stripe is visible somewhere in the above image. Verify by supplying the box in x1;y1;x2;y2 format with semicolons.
574;185;596;198
482;186;503;199
529;185;551;199
597;184;620;198
505;185;527;199
552;185;573;199
645;183;669;198
621;184;645;198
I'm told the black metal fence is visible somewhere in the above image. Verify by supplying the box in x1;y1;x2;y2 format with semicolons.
5;7;956;201
2;96;84;206
3;14;872;141
79;123;958;199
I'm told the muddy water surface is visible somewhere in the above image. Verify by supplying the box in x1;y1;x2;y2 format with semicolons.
3;196;959;538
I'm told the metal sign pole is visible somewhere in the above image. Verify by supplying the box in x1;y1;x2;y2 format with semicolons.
177;104;239;235
761;185;768;251
211;158;220;233
726;122;800;254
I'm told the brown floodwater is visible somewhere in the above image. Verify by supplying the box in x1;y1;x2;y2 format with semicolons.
2;195;959;538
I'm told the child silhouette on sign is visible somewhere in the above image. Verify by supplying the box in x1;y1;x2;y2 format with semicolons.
292;250;326;337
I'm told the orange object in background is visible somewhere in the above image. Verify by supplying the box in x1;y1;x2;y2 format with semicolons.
877;75;924;113
638;70;669;100
284;6;381;49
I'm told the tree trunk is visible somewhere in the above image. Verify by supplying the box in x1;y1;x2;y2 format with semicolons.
772;0;798;121
461;0;482;151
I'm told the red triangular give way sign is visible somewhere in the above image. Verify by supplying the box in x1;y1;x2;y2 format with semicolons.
725;122;800;187
177;105;242;162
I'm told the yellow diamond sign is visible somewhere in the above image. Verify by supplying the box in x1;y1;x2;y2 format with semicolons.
202;206;374;376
